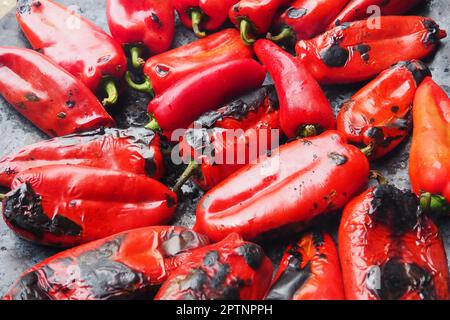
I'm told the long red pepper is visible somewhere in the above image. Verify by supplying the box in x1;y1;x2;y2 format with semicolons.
195;131;370;242
3;226;209;300
1;165;178;247
155;233;273;300
254;40;335;138
0;47;115;137
17;0;127;106
295;16;446;84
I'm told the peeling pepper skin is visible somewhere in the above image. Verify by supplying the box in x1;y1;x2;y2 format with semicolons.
195;131;370;242
0;127;165;188
155;233;273;300
295;16;447;84
266;231;345;300
339;184;450;300
337;60;430;160
3;226;210;300
2;165;178;247
0;47;115;137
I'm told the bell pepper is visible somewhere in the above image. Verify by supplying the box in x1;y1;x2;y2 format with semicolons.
174;0;238;38
295;16;446;84
0;127;164;188
195;131;370;242
339;184;450;300
0;47;115;137
155;233;273;300
3;226;209;300
266;231;345;300
337;60;430;160
16;0;127;106
255;40;335;138
1;165;178;247
126;29;253;96
106;0;175;69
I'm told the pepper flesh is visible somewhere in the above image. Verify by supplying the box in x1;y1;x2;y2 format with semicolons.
2;165;178;247
0;47;115;137
195;131;370;242
295;16;447;84
155;233;273;300
3;226;209;300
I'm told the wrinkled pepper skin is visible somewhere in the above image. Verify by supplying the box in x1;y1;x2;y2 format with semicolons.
255;40;335;138
195;131;370;242
155;233;273;300
0;127;164;188
2;165;178;247
3;226;209;300
295;16;446;84
337;60;430;160
0;47;115;137
266;231;345;300
339;184;450;300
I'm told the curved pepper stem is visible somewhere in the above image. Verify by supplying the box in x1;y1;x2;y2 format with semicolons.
298;125;320;138
125;71;154;96
145;118;161;131
267;26;294;43
191;10;206;38
102;80;119;106
240;20;256;45
360;143;375;158
129;46;145;70
369;170;387;185
0;193;5;200
420;192;450;215
172;161;201;193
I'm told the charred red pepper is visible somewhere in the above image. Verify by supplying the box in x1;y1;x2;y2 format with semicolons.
155;233;273;300
0;127;164;188
0;47;115;137
337;60;430;160
295;16;446;84
106;0;175;69
255;40;335;138
3;226;209;300
339;184;450;300
195;131;370;242
1;165;178;247
17;0;127;106
266;231;345;300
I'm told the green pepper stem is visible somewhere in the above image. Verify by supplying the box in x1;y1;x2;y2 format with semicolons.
360;143;375;158
267;26;294;42
172;161;201;193
240;19;255;45
125;71;154;96
369;170;387;185
298;125;319;138
102;80;119;106
191;10;206;38
129;46;145;69
145;118;161;131
0;193;5;200
420;192;450;215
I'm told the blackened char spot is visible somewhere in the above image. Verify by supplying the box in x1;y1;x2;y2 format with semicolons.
354;44;371;63
17;0;39;15
235;243;265;270
392;61;431;86
203;251;219;267
328;152;348;166
311;232;324;247
266;259;311;300
320;42;349;67
7;270;52;300
287;7;307;19
422;19;442;47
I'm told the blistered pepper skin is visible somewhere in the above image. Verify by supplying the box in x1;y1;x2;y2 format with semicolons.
339;184;450;300
155;233;274;300
2;165;178;247
3;226;210;300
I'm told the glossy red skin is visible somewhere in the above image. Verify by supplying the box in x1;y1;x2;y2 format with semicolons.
148;59;266;133
254;40;335;138
3;226;210;300
106;0;175;55
266;232;345;300
195;131;370;242
0;127;165;188
17;0;127;92
0;47;115;137
410;78;450;202
143;29;253;95
339;185;450;300
295;16;447;84
2;165;178;247
155;233;274;300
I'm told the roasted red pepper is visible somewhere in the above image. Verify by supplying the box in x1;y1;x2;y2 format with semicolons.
295;16;446;84
3;226;209;300
0;47;115;137
266;231;345;300
17;0;127;106
337;60;430;160
195;131;370;242
1;165;178;247
155;233;273;300
0;127;164;188
255;40;335;138
127;29;253;96
106;0;175;69
339;184;450;300
175;0;238;37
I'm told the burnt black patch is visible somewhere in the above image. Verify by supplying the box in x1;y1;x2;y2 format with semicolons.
235;243;265;270
391;106;399;113
160;229;208;257
328;152;348;166
393;61;431;85
24;93;39;102
354;44;371;63
365;126;407;148
320;41;349;67
151;13;162;28
65;100;75;108
422;19;442;47
311;232;324;247
17;0;39;15
165;193;176;208
287;7;307;19
7;270;52;300
203;251;219;267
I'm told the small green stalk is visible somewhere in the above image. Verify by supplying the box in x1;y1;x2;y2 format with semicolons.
172;161;201;193
145;118;161;131
267;26;294;43
102;80;119;106
125;71;154;96
240;19;256;45
191;10;206;38
298;124;319;138
129;46;145;70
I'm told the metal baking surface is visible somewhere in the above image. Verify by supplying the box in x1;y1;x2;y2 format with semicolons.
0;0;449;297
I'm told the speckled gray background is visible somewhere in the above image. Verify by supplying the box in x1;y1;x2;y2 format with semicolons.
0;0;449;297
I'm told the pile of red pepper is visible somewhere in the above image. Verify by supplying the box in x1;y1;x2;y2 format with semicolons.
0;0;449;300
